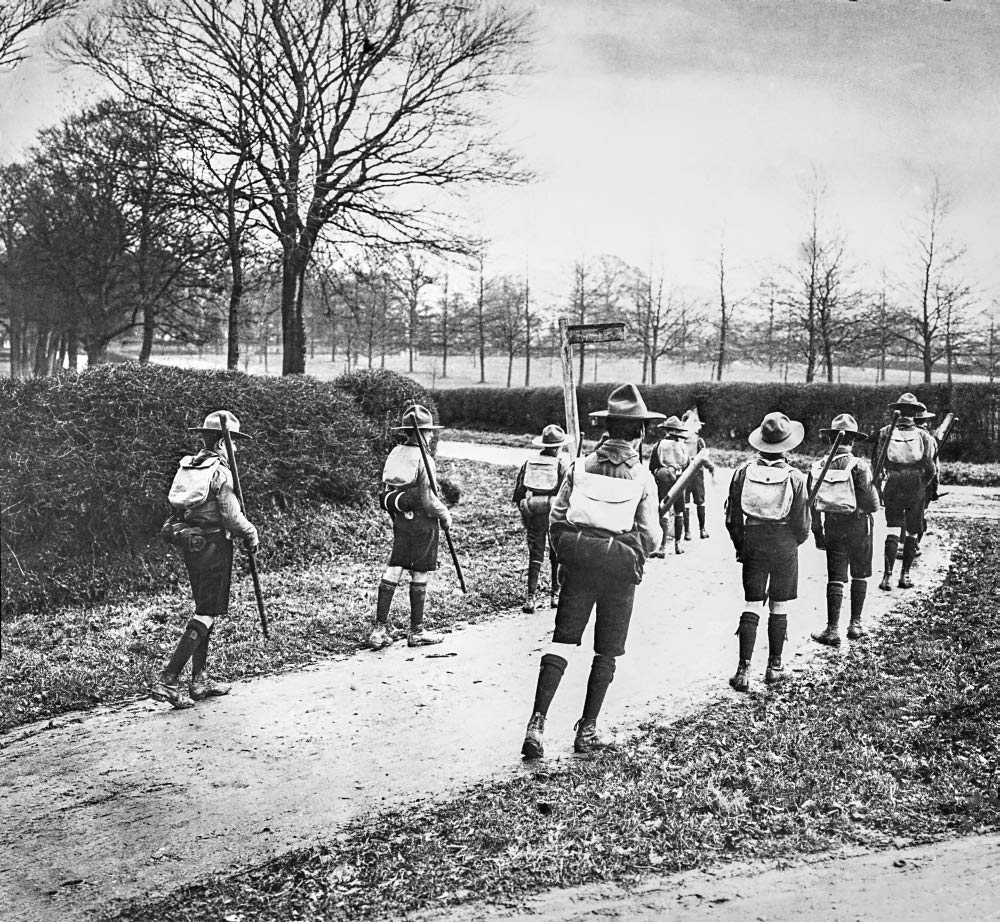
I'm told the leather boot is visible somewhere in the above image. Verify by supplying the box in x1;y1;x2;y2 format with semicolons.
190;672;231;701
729;659;751;693
521;712;546;760
765;657;786;685
847;619;866;640
811;626;841;646
574;717;612;753
522;592;536;613
150;674;194;709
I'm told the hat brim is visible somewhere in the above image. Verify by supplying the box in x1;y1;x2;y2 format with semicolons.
819;427;868;442
589;410;667;423
531;434;571;447
189;427;252;440
888;401;926;413
748;420;805;453
391;424;445;431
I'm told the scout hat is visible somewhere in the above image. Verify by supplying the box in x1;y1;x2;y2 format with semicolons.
392;404;444;431
189;410;251;440
820;413;869;442
532;424;571;447
888;392;926;414
748;411;805;453
915;409;937;421
588;384;666;423
656;414;688;434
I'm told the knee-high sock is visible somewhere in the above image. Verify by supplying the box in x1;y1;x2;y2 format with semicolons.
532;652;568;716
582;654;616;720
682;508;691;537
736;611;760;662
826;582;844;627
697;505;707;530
409;583;427;630
673;514;684;544
527;559;542;596
163;619;209;680
375;578;397;624
190;624;213;676
883;535;899;576
902;535;919;572
768;613;788;662
850;579;867;621
550;557;560;593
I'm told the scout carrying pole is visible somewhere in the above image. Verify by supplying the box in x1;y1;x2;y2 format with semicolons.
411;423;468;594
807;430;846;507
662;449;710;509
220;417;269;640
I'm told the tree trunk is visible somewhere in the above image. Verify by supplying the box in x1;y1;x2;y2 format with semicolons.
506;349;513;388
650;355;657;385
138;300;155;366
280;245;307;375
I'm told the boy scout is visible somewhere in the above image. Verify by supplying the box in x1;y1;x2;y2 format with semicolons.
680;408;716;540
725;412;811;692
648;415;689;557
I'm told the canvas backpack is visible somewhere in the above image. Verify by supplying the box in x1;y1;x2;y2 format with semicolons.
811;456;858;514
886;429;925;466
565;459;645;535
740;463;794;522
168;454;222;513
657;438;689;473
522;455;561;494
382;444;422;487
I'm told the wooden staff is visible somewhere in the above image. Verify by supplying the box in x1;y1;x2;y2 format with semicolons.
662;449;710;509
411;423;468;594
220;417;269;640
872;410;901;496
808;430;846;507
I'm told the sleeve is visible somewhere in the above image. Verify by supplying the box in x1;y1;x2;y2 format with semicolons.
547;462;574;532
512;462;528;505
921;431;938;482
807;469;824;535
724;467;746;551
417;459;450;521
214;469;258;543
789;471;812;545
853;458;880;514
648;442;661;476
699;438;716;473
634;471;663;555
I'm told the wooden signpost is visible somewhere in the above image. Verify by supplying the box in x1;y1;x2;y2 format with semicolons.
558;320;626;456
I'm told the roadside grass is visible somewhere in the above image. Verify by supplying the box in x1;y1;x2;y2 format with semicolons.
0;460;532;734
109;519;1000;922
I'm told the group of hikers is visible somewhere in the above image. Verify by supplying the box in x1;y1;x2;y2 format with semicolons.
148;385;947;763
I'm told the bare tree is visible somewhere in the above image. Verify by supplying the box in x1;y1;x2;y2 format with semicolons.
0;0;78;69
67;0;532;376
389;249;435;374
714;241;742;381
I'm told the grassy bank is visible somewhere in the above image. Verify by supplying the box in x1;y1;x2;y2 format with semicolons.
0;460;530;733
109;518;1000;921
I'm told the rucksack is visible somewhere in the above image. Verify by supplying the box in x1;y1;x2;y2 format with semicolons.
168;454;222;512
522;455;560;494
741;464;794;521
887;429;925;466
565;459;645;534
656;438;689;473
811;457;858;514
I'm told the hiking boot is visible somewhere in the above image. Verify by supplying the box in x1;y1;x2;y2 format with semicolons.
811;626;841;647
521;712;545;760
878;575;893;592
550;592;559;609
150;676;194;710
649;547;666;559
368;623;394;650
764;658;786;685
729;659;751;693
674;543;685;555
684;529;692;541
700;528;710;539
407;626;444;647
573;718;612;754
898;572;913;589
190;672;231;701
522;593;536;614
846;620;866;640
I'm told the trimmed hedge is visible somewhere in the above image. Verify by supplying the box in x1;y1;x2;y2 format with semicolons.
0;365;432;617
432;382;1000;461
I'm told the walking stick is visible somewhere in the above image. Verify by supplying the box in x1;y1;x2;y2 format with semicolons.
411;424;468;594
808;430;846;507
220;418;269;640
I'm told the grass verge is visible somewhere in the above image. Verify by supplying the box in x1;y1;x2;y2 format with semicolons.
109;518;1000;921
0;460;531;734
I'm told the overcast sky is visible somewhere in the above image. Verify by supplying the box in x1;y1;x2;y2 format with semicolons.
1;0;997;308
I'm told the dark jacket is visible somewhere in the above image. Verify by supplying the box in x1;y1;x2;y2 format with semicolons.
808;449;879;537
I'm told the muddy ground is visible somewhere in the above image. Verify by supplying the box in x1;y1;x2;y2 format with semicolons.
1;445;994;922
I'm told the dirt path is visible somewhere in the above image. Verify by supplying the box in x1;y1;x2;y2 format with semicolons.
416;834;1000;922
0;443;984;921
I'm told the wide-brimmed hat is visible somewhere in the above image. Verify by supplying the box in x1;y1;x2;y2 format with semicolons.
588;384;666;423
915;409;936;421
748;412;805;453
820;413;869;442
681;407;703;433
888;392;926;414
532;424;571;448
189;410;251;440
656;414;687;434
392;404;444;431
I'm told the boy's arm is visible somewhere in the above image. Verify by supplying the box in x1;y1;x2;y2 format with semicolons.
724;468;746;553
635;472;662;555
789;472;812;545
512;461;527;505
854;458;880;513
417;461;451;526
699;438;716;473
215;470;259;547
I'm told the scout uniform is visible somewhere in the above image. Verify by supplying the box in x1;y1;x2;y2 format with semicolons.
648;415;690;557
512;424;571;612
724;412;811;692
680;407;716;540
151;410;259;709
872;393;937;591
521;385;663;758
369;404;452;650
808;414;880;646
915;409;939;550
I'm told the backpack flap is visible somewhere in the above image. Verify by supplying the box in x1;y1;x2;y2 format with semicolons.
741;464;794;521
887;430;924;466
566;460;645;534
168;455;221;512
523;456;560;493
382;445;422;487
811;458;857;514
